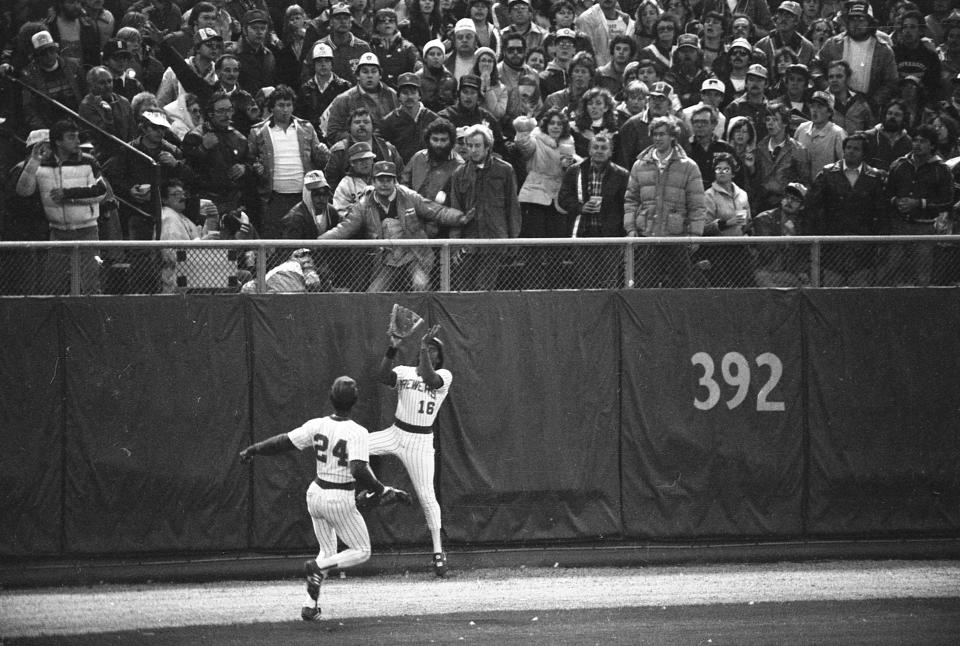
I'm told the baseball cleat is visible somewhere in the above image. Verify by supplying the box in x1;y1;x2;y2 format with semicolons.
433;552;447;578
305;559;328;601
301;605;322;621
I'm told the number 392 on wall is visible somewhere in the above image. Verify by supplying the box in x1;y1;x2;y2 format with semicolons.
691;352;785;412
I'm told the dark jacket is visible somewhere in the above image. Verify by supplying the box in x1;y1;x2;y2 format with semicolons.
324;135;404;191
806;161;889;235
45;12;101;70
557;159;629;237
379;104;440;164
281;202;341;239
236;37;277;95
181;123;255;202
885;152;955;223
294;73;353;135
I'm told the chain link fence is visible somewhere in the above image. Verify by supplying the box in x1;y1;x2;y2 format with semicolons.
2;237;960;296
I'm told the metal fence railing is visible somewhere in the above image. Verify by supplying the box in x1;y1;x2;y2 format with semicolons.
2;236;959;296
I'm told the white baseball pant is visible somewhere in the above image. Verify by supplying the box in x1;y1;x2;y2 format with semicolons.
305;482;371;570
368;426;441;532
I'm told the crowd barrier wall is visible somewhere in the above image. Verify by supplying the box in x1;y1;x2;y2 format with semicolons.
2;290;958;558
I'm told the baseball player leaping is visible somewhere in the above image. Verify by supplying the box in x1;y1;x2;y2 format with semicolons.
373;324;452;576
239;376;411;621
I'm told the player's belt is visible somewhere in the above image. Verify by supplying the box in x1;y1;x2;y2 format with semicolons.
314;477;356;490
395;419;432;434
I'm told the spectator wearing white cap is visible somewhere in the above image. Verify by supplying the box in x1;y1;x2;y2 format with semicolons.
101;40;145;103
295;41;352;134
715;37;754;104
538;27;579;98
156;27;223;107
574;0;635;68
323;51;400;143
794;89;845;180
311;3;372;81
724;62;772;140
500;0;548;53
417;38;458;112
4;130;53;263
755;1;817;71
280;169;341;240
446;17;480;81
21;31;84;131
681;77;727;139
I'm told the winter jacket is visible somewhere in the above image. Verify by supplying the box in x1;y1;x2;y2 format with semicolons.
324;135;404;191
557;159;629;237
320;184;466;269
515;128;578;206
181;123;254;202
295;73;353;135
806;161;889;235
703;181;751;236
370;33;421;90
623;144;707;237
247;117;329;197
16;150;107;231
323;83;400;143
417;65;457;113
379;104;440;164
450;155;522;239
20;57;84;131
885;152;955;224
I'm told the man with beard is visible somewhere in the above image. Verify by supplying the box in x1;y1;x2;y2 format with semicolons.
826;60;874;134
893;10;942;101
295;43;352;135
324;107;404;190
45;0;100;70
666;34;713;109
815;1;898;111
438;74;506;157
418;39;457;112
499;34;537;118
182;91;256;224
401;118;464;235
863;99;913;170
324;52;399;145
557;132;628;288
723;63;772;141
380;74;439;165
450;123;521;291
236;9;276;94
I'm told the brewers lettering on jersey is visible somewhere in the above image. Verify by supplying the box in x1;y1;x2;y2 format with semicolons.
372;323;453;576
238;376;409;621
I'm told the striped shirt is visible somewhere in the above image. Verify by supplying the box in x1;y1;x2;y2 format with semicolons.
288;416;370;484
393;365;452;427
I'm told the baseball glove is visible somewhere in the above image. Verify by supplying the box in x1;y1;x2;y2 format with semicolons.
355;489;381;510
387;304;424;339
381;486;413;506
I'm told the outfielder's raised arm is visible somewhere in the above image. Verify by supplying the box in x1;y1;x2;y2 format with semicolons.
417;325;443;389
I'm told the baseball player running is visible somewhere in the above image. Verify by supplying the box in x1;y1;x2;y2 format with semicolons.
239;376;410;621
373;324;453;576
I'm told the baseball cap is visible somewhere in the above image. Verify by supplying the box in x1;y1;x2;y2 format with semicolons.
356;52;380;68
746;63;769;79
784;182;807;200
555;27;577;41
373;161;397;177
329;376;359;409
700;78;725;94
311;42;333;59
508;0;531;5
844;0;871;17
784;63;810;78
330;2;352;16
140;110;171;129
454;18;477;33
102;39;131;59
423;38;445;58
777;1;801;16
348;141;376;161
397;72;420;88
195;27;223;44
648;81;673;97
729;37;752;53
810;90;835;110
25;129;49;148
304;170;330;190
242;9;270;25
459;74;482;91
900;74;922;86
676;34;700;50
31;30;57;51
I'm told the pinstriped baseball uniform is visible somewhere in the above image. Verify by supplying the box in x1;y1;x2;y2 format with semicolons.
289;416;372;570
369;365;452;532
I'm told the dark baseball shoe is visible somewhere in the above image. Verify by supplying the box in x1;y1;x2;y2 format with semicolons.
432;552;447;578
301;605;322;621
305;559;328;601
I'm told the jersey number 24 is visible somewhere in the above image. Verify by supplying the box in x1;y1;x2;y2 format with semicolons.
313;433;349;466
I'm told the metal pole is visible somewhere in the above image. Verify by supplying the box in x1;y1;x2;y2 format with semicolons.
440;245;451;292
810;241;821;288
624;240;635;288
70;244;81;296
256;246;267;292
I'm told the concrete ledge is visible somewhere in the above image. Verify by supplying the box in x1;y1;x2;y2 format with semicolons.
3;538;960;589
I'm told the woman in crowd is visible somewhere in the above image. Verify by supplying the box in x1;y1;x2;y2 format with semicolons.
570;87;620;159
473;46;508;119
931;113;960;159
514;108;580;288
702;151;753;288
726;115;758;203
404;0;448;50
805;17;834;51
633;0;661;50
640;13;681;74
276;4;308;88
525;47;547;73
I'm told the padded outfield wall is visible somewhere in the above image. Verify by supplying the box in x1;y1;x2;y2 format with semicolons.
1;290;958;558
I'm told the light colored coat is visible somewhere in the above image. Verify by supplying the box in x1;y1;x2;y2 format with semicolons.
704;181;751;236
515;128;578;206
623;144;707;237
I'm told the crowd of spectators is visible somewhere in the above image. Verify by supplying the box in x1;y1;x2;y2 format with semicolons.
2;0;960;293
